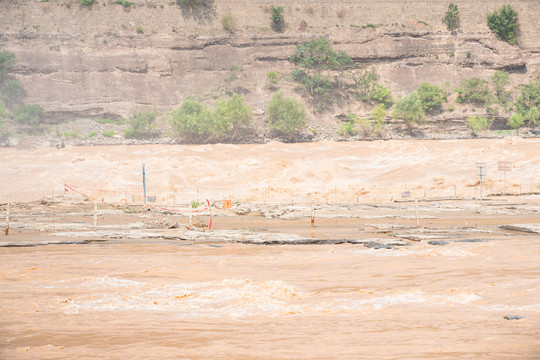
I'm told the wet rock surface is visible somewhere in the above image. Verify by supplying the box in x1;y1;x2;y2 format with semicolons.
427;240;449;246
500;224;540;234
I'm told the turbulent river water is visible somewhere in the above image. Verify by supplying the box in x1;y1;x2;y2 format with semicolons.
2;137;540;192
1;236;539;359
1;138;539;359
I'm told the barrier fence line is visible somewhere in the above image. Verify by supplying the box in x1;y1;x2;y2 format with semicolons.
2;188;539;237
1;182;540;205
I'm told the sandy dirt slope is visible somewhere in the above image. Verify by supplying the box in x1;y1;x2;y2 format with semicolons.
1;138;539;193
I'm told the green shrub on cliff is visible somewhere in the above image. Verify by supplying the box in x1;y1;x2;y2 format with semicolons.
0;101;8;140
0;120;8;141
291;68;333;107
170;98;215;139
113;0;134;7
266;91;307;137
290;37;353;70
338;120;358;138
370;104;387;129
416;82;446;113
170;94;252;141
214;94;252;137
0;100;7;118
442;3;460;31
507;113;524;129
515;76;540;116
0;51;25;109
370;84;393;108
487;5;519;45
456;78;491;106
221;13;237;33
124;110;160;139
392;92;425;128
492;70;511;104
0;51;16;72
1;78;25;108
524;106;539;126
467;115;492;135
13;104;44;126
177;0;200;6
270;6;285;32
80;0;96;6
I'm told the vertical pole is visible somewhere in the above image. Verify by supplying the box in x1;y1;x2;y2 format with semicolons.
480;178;483;207
52;203;56;231
334;185;337;219
93;202;97;232
311;198;315;228
189;201;193;229
415;197;420;228
5;203;10;236
142;163;147;206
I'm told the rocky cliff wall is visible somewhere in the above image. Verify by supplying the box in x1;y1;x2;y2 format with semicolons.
0;0;539;122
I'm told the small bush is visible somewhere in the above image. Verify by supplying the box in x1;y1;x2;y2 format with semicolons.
135;25;144;34
95;117;125;125
467;115;492;135
214;93;252;136
416;82;446;113
0;119;8;141
170;95;251;140
177;0;199;7
270;6;285;32
487;5;519;45
354;117;375;137
113;0;134;7
85;130;98;138
0;51;16;71
80;0;95;6
102;130;116;137
516;76;540;115
456;78;490;106
1;78;25;108
370;84;393;108
266;91;307;137
524;106;540;126
442;3;460;31
0;100;7;118
13;104;44;126
299;72;332;97
291;68;333;109
289;37;353;70
492;70;511;104
370;103;387;129
392;92;425;128
63;130;80;139
170;98;215;139
507;113;524;129
346;68;378;102
221;13;237;33
124;110;159;139
338;120;358;137
266;71;279;84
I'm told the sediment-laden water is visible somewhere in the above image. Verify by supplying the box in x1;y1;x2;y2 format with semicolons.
2;138;540;192
1;236;539;359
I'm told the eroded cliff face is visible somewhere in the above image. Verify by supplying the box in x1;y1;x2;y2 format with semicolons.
1;0;539;128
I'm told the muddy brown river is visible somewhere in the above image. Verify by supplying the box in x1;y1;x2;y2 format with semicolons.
1;235;539;359
1;139;539;358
